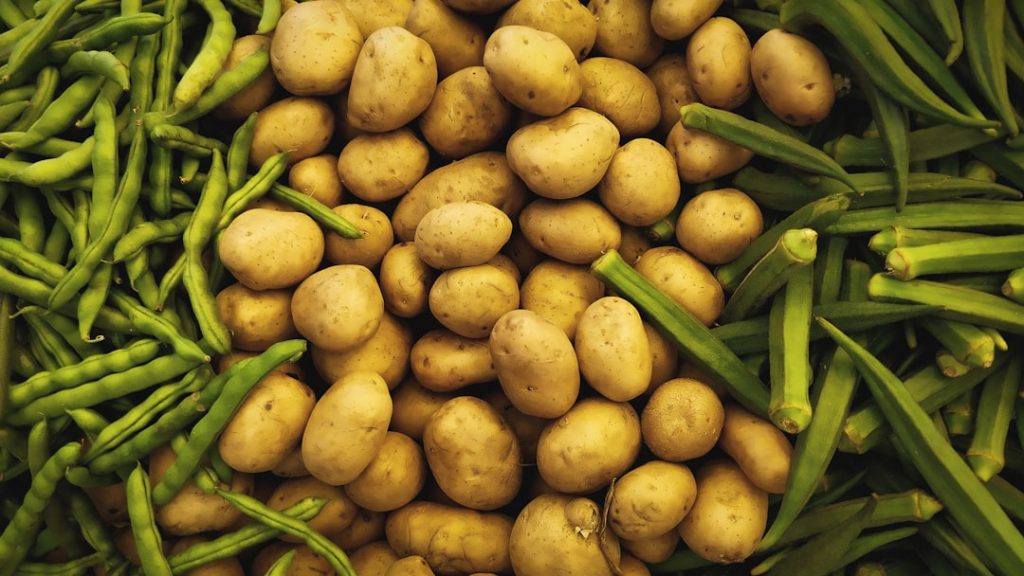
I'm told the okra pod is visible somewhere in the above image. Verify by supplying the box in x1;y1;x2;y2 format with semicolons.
1003;268;1024;304
917;317;996;369
768;264;814;433
966;353;1022;481
868;226;987;255
963;0;1018;136
869;274;1024;335
936;350;973;378
722;228;817;323
941;390;977;436
886;234;1024;280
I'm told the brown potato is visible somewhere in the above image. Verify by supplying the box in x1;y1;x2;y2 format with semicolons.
385;501;514;575
483;25;583;117
324;204;395;269
270;0;363;96
510;494;621;576
414;201;513;269
249;97;334;168
149;444;253;536
443;0;514;14
520;259;604;340
482;388;547;465
428;263;519;339
620;554;653;576
251;543;334;575
350;541;400;576
598;138;680;227
215;35;278;120
518;198;621;265
678;459;768;564
337;128;430;203
609;461;697;540
719;404;793;494
390;377;453;440
288;154;344;208
410;329;495;392
218;209;324;291
347;27;437;132
339;0;414;37
170;536;244;575
311;311;412;390
215;283;297;352
675;188;763;265
291;265;384;352
665;121;754;184
379;242;435;318
419;66;514;159
345;431;427;512
634;246;724;326
497;0;597;60
686;17;751;110
578;57;660;138
589;0;663;67
270;445;309;478
645;322;678;394
618;226;652;267
332;508;387;550
642;377;724;461
645;53;700;135
575;296;652;402
622;530;680;564
404;0;486;78
386;555;436;576
267;476;359;541
751;28;835;126
650;0;724;40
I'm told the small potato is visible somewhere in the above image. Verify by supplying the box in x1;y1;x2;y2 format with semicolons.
414;201;513;269
337;129;430;203
598;138;680;227
622;530;680;564
578;58;660;138
520;259;604;340
483;25;583;117
645;53;700;135
347;27;437;132
291;265;384;352
332;508;387;550
490;309;580;418
267;477;359;542
404;0;486;78
379;242;435;318
634;246;724;326
675;188;763;265
270;0;363;96
650;0;724;40
428;263;519;339
339;0;414;36
519;198;621;265
719;404;793;494
642;377;724;461
419;66;515;159
249;97;335;168
385;501;514;575
575;297;651;402
215;284;296;352
609;461;697;540
482;388;546;465
497;0;596;60
219;209;324;291
311;312;412;389
443;0;514;14
170;536;244;575
678;459;768;564
252;543;334;575
510;494;621;576
589;0;663;68
390;377;453;440
302;371;392;485
751;28;835;126
537;397;641;493
350;541;400;576
423;396;522;510
345;432;427;512
410;329;495;392
502;229;543;277
215;35;278;120
645;322;678;393
506;107;620;200
325;204;395;268
150;444;254;535
618;226;652;267
218;372;316;473
288;154;344;208
686;17;751;110
270;445;309;478
84;482;128;525
387;555;435;576
665;121;753;184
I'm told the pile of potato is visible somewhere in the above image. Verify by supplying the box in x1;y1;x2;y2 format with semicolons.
91;0;843;573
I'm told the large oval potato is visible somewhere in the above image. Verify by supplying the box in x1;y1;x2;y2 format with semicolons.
345;431;427;512
414;201;513;269
252;543;335;575
419;66;514;159
519;198;621;265
678;459;768;564
578;58;660;138
520;259;604;340
337;128;430;203
428;263;519;339
483;25;583;117
291;264;384;352
575;297;652;402
650;0;724;40
675;188;763;265
267;476;359;541
751;28;835;126
404;0;486;78
249;97;335;167
609;461;697;540
218;209;324;291
386;501;514;575
379;242;435;319
598;138;680;226
302;371;393;485
216;35;278;120
490;309;580;418
634;246;724;326
686;17;751;110
506;107;619;200
589;0;663;68
311;311;412;390
718;404;793;494
665;121;754;184
642;377;724;462
215;283;297;352
482;388;547;465
347;27;437;132
324;203;395;269
270;0;363;96
410;329;495;392
510;494;621;576
497;0;597;60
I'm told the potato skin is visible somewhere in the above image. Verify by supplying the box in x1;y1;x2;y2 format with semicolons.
311;311;412;389
678;459;768;564
428;263;519;339
650;0;724;40
589;0;663;68
414;201;513;269
665;121;753;184
324;203;395;269
288;154;344;208
350;541;400;576
686;17;751;110
333;508;387;550
216;35;278;120
520;259;604;340
599;138;680;227
215;284;297;352
718;404;793;494
149;444;253;536
621;530;680;564
675;188;763;265
385;501;514;575
483;25;583;117
379;242;435;319
169;537;244;575
339;0;413;37
347;27;438;132
270;0;363;96
291;264;384;352
634;246;724;326
345;431;427;512
751;28;835;126
609;461;697;540
642;377;724;461
218;209;324;291
645;53;699;135
510;494;621;576
249;97;335;167
519;198;621;265
404;0;486;78
410;329;495;392
301;371;393;485
575;296;652;402
267;476;359;541
578;58;660;138
419;66;514;159
386;555;435;576
497;0;597;60
390;377;453;440
337;128;430;203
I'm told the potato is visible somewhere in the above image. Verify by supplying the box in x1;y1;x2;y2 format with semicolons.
675;188;763;265
619;226;652;267
665;121;754;184
347;27;437;132
149;444;253;535
645;322;678;393
414;201;513;269
345;432;427;512
417;66;513;159
589;0;663;68
385;501;513;575
311;312;412;389
288;154;344;209
506;107;619;200
520;259;604;340
252;543;333;575
519;198;621;265
337;128;430;203
483;25;583;117
686;17;751;110
537;397;641;493
678;459;768;564
598;138;680;226
609;461;697;540
428;262;519;339
390;377;453;440
302;371;392;485
218;372;316;473
84;482;128;525
218;209;324;291
267;476;359;541
486;253;522;283
497;0;596;60
379;242;435;319
170;536;244;575
502;229;544;277
443;0;514;14
270;445;309;478
510;494;621;576
249;97;334;168
339;0;414;37
387;555;435;576
291;265;384;352
410;329;495;392
578;58;660;137
269;0;363;96
215;284;296;352
575;297;651;402
325;204;395;268
634;246;724;326
650;0;723;40
719;404;793;494
751;28;835;126
215;35;278;120
621;530;680;564
490;309;580;418
646;53;700;134
423;396;522;510
482;388;546;465
217;350;305;381
332;508;387;550
392;152;528;242
642;377;724;461
350;541;400;576
404;0;486;78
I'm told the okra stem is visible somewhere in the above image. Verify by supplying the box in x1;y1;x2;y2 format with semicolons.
826;200;1024;235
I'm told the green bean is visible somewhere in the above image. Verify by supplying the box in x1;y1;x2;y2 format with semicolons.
1004;268;1024;304
76;263;112;343
127;26;158;127
26;419;49;476
108;290;207;362
14;552;103;575
0;85;33;105
966;353;1022;481
66;407;109;441
3;76;104;150
14;135;95;186
126;464;172;576
149;122;226;156
150;339;306;505
0;0;27;27
218;151;288;227
163;48;268;126
760;497;878;576
121;211;161;310
147;0;185;217
23;312;79;368
46;13;167;61
868;226;986;255
4;68;54;129
963;0;1017;136
0;100;28;131
918;516;997;576
225;111;256;191
813;236;847;305
1006;12;1024;84
918;317;995;369
722;228;817;323
591;249;770;417
60;50;128;91
11;186;44;253
826;200;1024;236
767;264;814;433
112;212;192;263
66;489;115;560
26;331;59;373
41;220;69;265
0;236;67;287
155;250;185;310
0;0;77;88
0;295;12;420
10;343;41;380
172;0;234;111
263;549;295;576
869;274;1024;335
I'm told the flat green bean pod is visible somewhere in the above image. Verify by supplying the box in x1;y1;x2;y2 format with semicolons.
0;0;78;88
46;13;168;61
269;182;362;239
163;48;268;126
126;464;173;576
149;122;226;156
172;0;234;111
13;136;95;186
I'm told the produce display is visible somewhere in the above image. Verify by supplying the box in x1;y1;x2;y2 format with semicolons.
0;0;1024;575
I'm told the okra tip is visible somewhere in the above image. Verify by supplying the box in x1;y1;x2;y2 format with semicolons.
781;228;819;263
884;249;912;281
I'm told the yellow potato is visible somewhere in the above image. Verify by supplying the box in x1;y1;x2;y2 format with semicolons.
589;0;663;68
751;28;835;126
347;27;437;132
620;554;653;576
218;208;324;291
385;501;514;575
404;0;486;78
428;263;519;339
510;494;621;576
618;226;652;267
719;404;793;494
269;0;363;96
419;66;515;159
645;53;700;135
332;508;386;550
675;188;764;265
287;154;344;208
598;138;680;226
324;203;395;268
665;121;754;184
609;461;697;540
414;201;513;269
686;17;751;110
311;311;412;389
215;35;278;120
267;476;359;541
634;246;724;326
345;431;427;512
291;264;384;352
575;296;652;402
350;541;400;576
336;128;430;203
520;259;604;340
678;459;768;564
518;198;621;265
409;329;495;392
249;97;334;167
338;0;414;37
578;58;660;138
390;376;453;440
149;444;253;535
497;0;597;60
379;242;435;319
217;350;305;381
301;371;392;485
642;377;724;461
269;445;308;478
503;229;544;277
506;107;620;200
483;25;583;117
443;0;514;14
645;322;678;394
482;388;546;465
215;283;296;352
386;555;436;576
650;0;724;40
490;309;580;418
84;481;128;526
621;530;680;564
